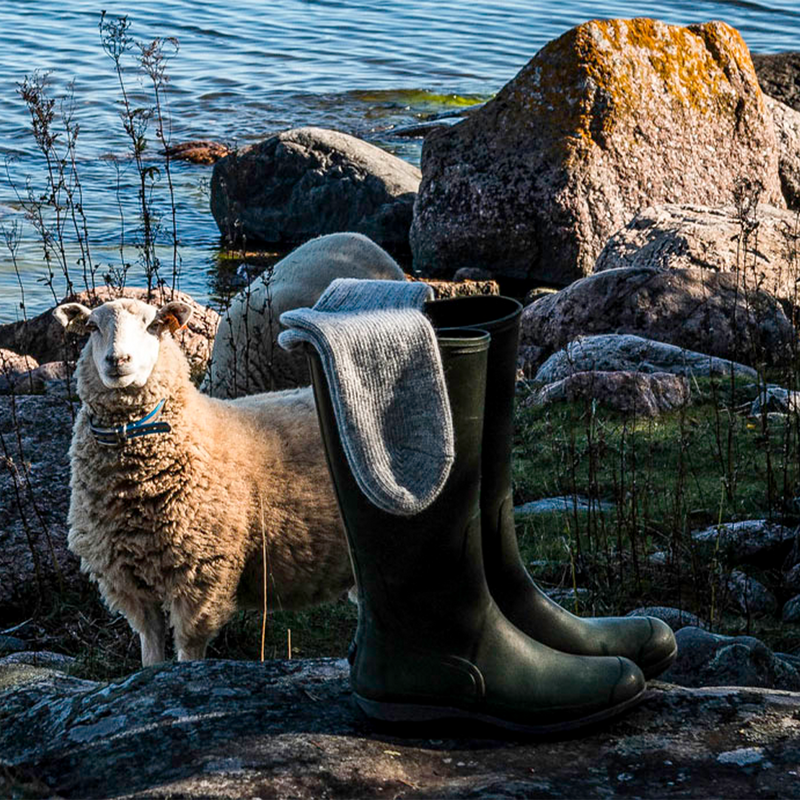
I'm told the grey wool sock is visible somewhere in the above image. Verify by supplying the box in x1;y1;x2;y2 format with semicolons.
278;278;454;516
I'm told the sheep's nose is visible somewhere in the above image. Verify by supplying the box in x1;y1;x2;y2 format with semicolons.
106;353;132;366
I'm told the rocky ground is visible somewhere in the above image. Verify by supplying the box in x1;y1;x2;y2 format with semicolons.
2;656;800;799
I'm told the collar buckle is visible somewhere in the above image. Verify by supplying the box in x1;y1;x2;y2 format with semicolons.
90;399;169;447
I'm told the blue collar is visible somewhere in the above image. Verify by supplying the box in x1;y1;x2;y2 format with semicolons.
90;399;171;447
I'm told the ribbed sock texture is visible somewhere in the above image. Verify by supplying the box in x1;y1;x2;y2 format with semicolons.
279;278;454;516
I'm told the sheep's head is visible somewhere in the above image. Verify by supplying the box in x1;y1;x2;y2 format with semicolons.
53;298;193;389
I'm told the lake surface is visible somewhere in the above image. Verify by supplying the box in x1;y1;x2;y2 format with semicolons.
1;0;799;322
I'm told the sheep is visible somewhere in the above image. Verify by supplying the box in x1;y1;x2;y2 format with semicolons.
203;232;405;398
54;297;352;666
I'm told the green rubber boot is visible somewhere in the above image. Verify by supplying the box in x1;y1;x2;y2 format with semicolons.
424;296;677;680
307;327;645;734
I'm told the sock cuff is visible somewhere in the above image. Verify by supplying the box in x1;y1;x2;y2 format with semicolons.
279;279;454;516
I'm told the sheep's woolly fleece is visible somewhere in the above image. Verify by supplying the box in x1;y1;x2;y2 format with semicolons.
65;298;351;658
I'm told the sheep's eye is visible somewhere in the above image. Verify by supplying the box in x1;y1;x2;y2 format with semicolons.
84;320;98;333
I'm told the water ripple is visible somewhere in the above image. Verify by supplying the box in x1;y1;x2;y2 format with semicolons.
0;0;798;320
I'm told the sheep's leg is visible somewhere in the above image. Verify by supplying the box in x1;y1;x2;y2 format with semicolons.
170;597;222;662
127;602;167;667
174;632;210;662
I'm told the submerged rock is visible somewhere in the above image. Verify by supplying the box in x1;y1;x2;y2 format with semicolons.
411;19;783;285
164;139;231;164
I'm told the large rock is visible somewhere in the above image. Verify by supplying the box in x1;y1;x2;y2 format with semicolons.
765;95;800;210
4;657;800;799
752;52;800;112
411;19;784;285
0;287;219;385
0;307;77;367
783;594;800;622
210;127;421;251
0;353;72;396
202;233;406;397
786;563;800;594
534;333;758;384
519;267;796;373
662;627;800;690
528;370;690;417
594;203;800;303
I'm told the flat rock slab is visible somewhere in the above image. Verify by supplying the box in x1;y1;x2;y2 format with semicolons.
515;496;615;514
533;333;758;384
3;658;800;798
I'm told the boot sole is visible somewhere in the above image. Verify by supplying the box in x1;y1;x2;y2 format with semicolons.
641;644;678;681
354;685;646;736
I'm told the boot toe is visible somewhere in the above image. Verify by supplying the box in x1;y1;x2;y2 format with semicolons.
639;618;678;679
610;656;647;706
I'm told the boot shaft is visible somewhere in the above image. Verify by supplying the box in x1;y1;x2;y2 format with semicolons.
424;296;522;500
307;328;491;649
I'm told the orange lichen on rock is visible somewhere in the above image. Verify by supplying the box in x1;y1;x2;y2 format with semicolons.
411;17;785;286
504;18;766;156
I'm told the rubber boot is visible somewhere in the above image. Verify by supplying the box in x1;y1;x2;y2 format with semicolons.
423;296;677;680
307;328;645;734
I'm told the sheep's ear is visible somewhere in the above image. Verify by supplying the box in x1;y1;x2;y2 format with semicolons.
151;301;193;336
53;303;92;332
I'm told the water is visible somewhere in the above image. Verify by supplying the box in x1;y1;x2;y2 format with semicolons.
1;0;799;323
